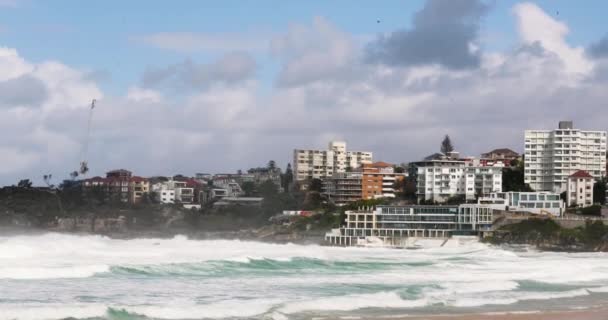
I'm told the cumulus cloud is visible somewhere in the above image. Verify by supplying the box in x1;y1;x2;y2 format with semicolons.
271;17;361;87
141;52;256;91
513;2;591;75
588;35;608;59
0;75;47;107
366;0;489;69
3;0;608;185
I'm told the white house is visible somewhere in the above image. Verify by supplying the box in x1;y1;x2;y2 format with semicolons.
567;170;594;207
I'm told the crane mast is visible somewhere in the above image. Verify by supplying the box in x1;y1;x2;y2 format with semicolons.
79;99;96;176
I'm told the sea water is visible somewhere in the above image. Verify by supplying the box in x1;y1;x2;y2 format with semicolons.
1;233;608;320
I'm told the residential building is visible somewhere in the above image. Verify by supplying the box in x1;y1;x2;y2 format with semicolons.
293;141;372;183
105;169;132;203
82;169;148;204
129;176;150;204
567;170;594;207
158;189;176;204
151;178;201;205
247;167;283;192
361;162;404;200
322;162;405;205
323;172;363;205
413;160;503;203
325;204;494;247
480;148;520;167
478;191;565;216
524;121;607;193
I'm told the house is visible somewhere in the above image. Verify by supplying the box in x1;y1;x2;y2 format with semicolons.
567;170;594;207
480;148;520;166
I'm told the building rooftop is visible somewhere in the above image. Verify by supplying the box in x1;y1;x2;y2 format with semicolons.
569;170;594;179
367;161;393;168
482;148;519;156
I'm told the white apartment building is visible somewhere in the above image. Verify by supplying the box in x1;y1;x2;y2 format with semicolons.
415;160;503;203
524;121;607;193
567;170;594;207
293;141;372;182
151;179;195;204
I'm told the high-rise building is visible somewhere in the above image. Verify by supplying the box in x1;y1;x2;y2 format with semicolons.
524;121;607;193
293;141;372;182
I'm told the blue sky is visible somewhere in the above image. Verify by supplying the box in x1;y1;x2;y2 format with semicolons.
2;0;607;95
2;0;608;184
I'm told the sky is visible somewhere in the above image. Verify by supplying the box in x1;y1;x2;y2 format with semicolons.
2;0;608;185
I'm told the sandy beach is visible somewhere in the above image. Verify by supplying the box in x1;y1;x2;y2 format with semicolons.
384;307;608;320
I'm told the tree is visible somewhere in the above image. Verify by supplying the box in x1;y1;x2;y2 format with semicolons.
241;181;256;196
502;167;534;192
267;160;277;171
69;171;79;180
17;179;32;188
258;180;278;198
309;178;323;193
593;179;607;205
282;163;294;193
440;135;454;155
43;174;54;188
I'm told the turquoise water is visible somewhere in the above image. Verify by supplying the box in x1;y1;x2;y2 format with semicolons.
1;233;608;319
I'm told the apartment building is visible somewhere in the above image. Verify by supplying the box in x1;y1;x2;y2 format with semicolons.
322;162;405;205
293;141;372;183
322;172;363;205
151;178;199;204
361;162;404;200
524;121;607;193
567;170;594;207
129;176;150;204
414;160;503;203
82;169;149;204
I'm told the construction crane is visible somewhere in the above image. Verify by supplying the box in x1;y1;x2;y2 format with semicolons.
79;99;96;176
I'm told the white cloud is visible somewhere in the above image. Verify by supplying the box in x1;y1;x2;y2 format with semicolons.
513;2;592;76
127;86;162;103
3;2;608;184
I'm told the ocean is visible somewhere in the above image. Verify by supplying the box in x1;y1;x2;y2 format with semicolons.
1;233;608;320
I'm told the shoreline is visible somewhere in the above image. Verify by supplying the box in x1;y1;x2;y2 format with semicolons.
0;225;327;245
380;307;608;320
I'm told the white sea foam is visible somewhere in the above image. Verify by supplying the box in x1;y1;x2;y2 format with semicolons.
278;292;429;314
1;233;608;319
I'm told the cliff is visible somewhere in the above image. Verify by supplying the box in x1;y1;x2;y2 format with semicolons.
485;218;608;251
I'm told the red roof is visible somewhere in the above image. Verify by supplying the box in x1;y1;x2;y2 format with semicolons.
130;176;148;182
569;170;593;179
368;161;393;168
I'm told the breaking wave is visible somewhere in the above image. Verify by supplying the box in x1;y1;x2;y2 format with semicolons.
1;233;608;319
